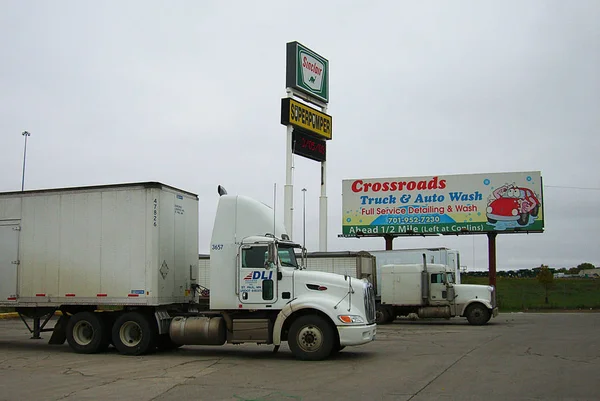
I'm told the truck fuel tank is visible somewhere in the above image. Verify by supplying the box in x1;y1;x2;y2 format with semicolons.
418;306;452;319
169;316;227;345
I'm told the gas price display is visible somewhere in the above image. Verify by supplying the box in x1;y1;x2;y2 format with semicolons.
292;128;326;162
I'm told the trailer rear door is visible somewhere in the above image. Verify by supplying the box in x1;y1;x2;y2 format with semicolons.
0;223;20;301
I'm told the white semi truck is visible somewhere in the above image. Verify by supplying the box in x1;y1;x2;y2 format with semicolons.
298;251;497;325
0;182;376;361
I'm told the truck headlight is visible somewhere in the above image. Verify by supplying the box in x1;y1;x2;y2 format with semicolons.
338;315;365;324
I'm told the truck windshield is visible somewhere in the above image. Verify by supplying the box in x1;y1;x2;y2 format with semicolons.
278;246;299;269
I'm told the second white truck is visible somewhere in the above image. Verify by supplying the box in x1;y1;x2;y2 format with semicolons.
298;251;498;325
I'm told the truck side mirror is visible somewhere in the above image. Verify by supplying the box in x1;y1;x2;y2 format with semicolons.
265;243;277;269
301;247;308;269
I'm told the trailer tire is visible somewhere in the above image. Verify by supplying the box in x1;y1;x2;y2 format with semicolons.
288;315;334;361
112;312;157;356
465;304;490;326
66;312;109;354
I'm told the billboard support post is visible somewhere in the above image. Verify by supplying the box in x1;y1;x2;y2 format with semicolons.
384;234;394;251
487;232;497;287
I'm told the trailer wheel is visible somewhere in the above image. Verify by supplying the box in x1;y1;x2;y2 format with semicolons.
288;315;334;361
465;304;490;326
112;312;157;355
66;312;109;354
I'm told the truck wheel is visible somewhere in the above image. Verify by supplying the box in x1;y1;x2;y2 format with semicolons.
375;306;389;325
112;312;157;355
329;341;345;356
288;315;334;361
384;306;396;323
465;304;490;326
66;311;109;354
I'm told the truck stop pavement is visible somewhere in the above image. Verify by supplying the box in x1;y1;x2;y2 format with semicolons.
0;312;598;401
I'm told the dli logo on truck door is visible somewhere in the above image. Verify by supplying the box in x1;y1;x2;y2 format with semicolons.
243;271;273;280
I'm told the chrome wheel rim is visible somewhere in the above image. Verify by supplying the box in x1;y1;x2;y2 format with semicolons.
297;324;323;353
72;321;94;346
119;321;142;347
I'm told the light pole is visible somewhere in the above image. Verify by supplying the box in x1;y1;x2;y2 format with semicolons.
302;188;307;251
21;131;31;191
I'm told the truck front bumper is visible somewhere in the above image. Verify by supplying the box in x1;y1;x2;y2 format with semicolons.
337;323;377;346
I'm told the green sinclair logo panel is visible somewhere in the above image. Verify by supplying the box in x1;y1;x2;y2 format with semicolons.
286;41;329;103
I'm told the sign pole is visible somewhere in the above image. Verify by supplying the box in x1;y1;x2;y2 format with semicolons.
284;123;294;239
284;41;331;245
487;232;497;287
319;160;327;251
318;102;328;252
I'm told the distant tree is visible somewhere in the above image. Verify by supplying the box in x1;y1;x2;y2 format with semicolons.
567;267;579;275
577;262;595;271
537;264;554;304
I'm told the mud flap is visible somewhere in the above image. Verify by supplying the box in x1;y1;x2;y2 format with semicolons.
48;314;70;345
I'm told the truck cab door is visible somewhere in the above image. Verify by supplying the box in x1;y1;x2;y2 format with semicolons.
429;272;447;304
238;244;278;305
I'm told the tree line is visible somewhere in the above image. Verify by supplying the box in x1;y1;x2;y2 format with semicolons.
463;262;596;278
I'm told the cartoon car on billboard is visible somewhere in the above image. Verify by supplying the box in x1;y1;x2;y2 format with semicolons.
486;184;541;226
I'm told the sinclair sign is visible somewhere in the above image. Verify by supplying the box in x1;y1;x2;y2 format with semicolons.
286;41;329;103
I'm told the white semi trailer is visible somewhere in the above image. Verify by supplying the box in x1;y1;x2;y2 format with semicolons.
0;182;376;361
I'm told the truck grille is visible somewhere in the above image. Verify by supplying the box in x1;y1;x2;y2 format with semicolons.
364;282;376;324
491;286;497;308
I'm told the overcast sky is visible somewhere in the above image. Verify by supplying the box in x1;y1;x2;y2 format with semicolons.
1;1;598;271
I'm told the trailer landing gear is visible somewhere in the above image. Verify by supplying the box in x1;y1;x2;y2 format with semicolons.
16;307;57;340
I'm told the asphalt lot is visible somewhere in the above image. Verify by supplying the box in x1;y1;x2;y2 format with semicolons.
0;312;598;401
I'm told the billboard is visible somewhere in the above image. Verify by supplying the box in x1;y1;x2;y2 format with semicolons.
342;171;544;236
